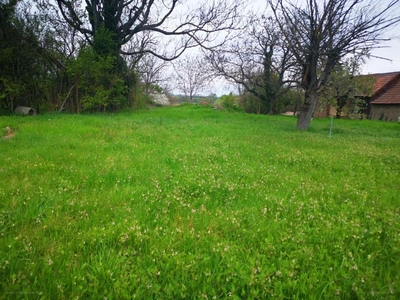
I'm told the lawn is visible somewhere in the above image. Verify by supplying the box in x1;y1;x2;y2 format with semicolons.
1;106;399;299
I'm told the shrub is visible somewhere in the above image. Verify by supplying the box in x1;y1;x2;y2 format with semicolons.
216;93;243;112
66;48;129;112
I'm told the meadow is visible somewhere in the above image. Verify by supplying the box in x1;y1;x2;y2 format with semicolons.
1;106;399;299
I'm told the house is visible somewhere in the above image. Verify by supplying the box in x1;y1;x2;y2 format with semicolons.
314;71;400;121
367;71;400;121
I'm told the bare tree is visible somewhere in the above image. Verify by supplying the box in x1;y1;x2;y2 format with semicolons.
136;54;169;94
205;12;296;114
54;0;245;61
269;0;400;130
173;55;212;101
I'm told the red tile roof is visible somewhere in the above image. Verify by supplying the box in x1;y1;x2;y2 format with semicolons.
371;72;400;93
367;72;400;104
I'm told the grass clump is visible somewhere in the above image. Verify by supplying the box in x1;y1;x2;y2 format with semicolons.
1;106;399;299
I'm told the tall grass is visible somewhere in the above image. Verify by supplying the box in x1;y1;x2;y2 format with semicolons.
1;106;399;299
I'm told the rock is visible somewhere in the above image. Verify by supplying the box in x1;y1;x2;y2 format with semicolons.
15;106;36;116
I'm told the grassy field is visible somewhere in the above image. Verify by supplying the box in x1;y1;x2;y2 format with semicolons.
1;106;399;299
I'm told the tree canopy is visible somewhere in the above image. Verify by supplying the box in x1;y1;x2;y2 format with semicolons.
54;0;244;60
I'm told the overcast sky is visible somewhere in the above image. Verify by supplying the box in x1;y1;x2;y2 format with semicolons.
354;1;400;74
362;31;400;74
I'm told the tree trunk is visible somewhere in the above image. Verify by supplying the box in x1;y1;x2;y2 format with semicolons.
263;47;274;115
296;90;319;130
10;96;14;114
75;76;80;114
336;96;347;119
269;98;278;115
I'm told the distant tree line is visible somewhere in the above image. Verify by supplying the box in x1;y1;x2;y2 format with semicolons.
1;0;399;130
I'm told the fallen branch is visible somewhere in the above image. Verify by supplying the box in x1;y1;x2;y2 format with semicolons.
59;83;77;112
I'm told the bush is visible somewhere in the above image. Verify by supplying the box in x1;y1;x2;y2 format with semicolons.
66;48;129;112
215;93;243;112
238;93;267;114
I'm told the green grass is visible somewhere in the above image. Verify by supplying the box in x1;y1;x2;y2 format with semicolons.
1;106;399;299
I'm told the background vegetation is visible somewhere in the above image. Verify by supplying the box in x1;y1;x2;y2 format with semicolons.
2;0;399;128
1;106;399;298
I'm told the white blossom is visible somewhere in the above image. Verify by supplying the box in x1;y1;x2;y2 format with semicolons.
149;92;170;106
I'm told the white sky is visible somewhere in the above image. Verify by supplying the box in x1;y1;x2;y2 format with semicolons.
362;32;400;74
356;2;400;74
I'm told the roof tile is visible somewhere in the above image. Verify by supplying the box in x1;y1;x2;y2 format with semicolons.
366;72;400;104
